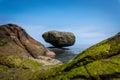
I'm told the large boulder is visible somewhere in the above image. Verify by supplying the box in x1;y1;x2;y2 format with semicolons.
42;30;75;47
0;24;47;58
39;32;120;80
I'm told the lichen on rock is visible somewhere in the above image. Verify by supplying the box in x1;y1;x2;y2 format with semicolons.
42;30;75;47
38;32;120;80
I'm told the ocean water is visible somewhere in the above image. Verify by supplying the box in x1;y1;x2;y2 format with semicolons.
45;44;91;62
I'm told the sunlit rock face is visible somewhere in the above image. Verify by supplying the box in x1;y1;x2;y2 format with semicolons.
0;24;47;58
42;30;75;47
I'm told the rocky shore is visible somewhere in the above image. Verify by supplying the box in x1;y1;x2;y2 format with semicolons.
0;23;120;80
32;56;62;65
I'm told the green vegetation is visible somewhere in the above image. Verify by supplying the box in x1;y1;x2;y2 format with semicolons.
0;32;120;80
0;38;8;46
38;32;120;80
0;24;61;80
0;55;43;80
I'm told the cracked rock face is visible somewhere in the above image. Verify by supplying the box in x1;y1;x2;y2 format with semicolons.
0;24;47;58
42;30;75;47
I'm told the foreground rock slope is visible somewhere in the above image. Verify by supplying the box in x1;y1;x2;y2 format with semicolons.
42;30;75;47
39;32;120;80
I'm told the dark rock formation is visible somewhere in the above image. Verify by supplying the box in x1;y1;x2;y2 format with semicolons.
39;32;120;80
0;24;47;58
42;30;75;47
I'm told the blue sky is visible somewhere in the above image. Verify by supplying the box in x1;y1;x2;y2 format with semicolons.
0;0;120;46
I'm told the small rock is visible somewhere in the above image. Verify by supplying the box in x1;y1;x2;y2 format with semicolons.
46;49;56;57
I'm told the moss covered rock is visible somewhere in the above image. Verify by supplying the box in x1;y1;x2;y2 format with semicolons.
0;24;62;80
0;54;43;80
39;32;120;80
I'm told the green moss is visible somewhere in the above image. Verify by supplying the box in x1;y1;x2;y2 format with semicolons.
85;54;120;79
0;32;120;80
5;55;43;70
22;59;43;71
0;55;44;80
0;64;33;80
38;33;120;80
0;38;8;46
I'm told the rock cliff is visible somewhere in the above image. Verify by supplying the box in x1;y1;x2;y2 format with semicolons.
0;24;47;58
0;24;62;80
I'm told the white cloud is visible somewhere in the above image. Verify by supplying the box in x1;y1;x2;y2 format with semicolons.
55;25;111;45
18;24;49;45
57;25;105;37
79;32;105;38
18;24;112;46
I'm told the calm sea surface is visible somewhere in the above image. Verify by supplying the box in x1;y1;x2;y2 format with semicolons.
45;44;91;62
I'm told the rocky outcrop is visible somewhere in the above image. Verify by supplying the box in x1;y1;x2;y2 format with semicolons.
0;23;62;80
39;32;120;80
0;24;47;58
42;30;75;47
